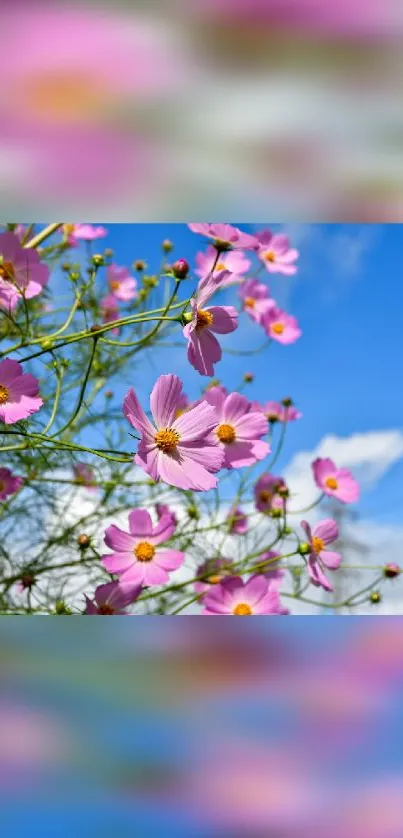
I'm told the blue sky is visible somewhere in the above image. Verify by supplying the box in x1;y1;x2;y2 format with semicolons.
70;222;402;526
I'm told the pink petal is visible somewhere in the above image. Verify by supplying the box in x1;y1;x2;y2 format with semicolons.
150;374;183;428
154;550;184;571
178;442;224;473
0;358;23;386
104;525;135;552
313;518;339;545
208;306;238;335
150;513;176;545
128;509;153;538
135;444;159;482
102;551;135;575
223;440;262;469
123;388;155;441
221;392;250;424
172;400;218;441
320;550;342;570
243;574;270;605
187;329;221;377
300;520;313;542
142;562;168;586
234;411;269;440
157;450;218;491
308;556;333;591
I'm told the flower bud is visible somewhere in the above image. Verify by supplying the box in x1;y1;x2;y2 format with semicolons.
369;591;382;604
89;323;103;333
55;600;72;615
282;397;293;408
283;526;293;535
77;534;90;549
92;254;104;267
243;372;254;383
162;239;173;253
270;508;283;519
20;573;36;590
104;390;113;399
384;563;401;579
298;542;311;555
134;260;145;271
182;312;193;325
187;504;199;520
172;259;190;280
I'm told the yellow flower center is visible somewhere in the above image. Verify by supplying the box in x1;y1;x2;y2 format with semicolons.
24;73;105;124
110;280;120;291
325;476;338;490
233;603;252;615
259;489;272;504
207;574;222;585
271;322;285;335
217;423;236;444
63;224;76;236
312;537;325;554
196;309;214;330
98;604;116;615
264;250;276;263
215;262;227;272
244;296;255;308
155;428;180;454
0;385;9;405
0;261;15;282
134;541;156;562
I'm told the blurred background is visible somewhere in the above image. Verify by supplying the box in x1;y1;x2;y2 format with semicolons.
1;617;403;836
2;0;403;219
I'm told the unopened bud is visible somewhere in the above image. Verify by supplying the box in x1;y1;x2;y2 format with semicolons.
92;254;104;267
369;591;382;604
134;260;145;271
55;600;72;615
384;563;401;579
77;534;90;549
270;508;283;519
243;372;254;383
172;259;190;280
282;397;293;408
162;239;173;253
187;504;199;520
298;542;311;555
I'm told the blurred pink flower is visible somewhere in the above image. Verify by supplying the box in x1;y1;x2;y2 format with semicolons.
263;305;302;344
73;463;97;491
64;224;107;245
255;550;285;587
254;473;287;514
188;223;258;250
203;575;288;615
256;230;299;275
195;245;251;286
238;278;274;325
85;580;141;615
155;503;178;527
100;294;120;336
313;457;360;503
301;518;342;591
253;399;302;422
102;508;184;587
0;358;42;424
123;374;224;491
194;558;235;595
0;467;23;500
107;264;137;301
0;232;49;311
184;272;238;377
203;387;270;469
227;505;248;534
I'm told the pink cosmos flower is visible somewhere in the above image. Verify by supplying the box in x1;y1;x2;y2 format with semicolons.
263;306;302;344
0;467;23;501
253;400;302;423
301;518;342;592
202;575;288;615
312;457;360;504
227;506;248;534
73;463;97;491
194;558;235;595
64;224;107;245
102;508;184;587
238;279;274;325
85;580;141;615
100;294;120;335
195;245;251;286
255;230;299;275
0;232;49;311
203;387;270;469
254;473;287;514
0;359;43;424
123;374;224;491
188;223;258;250
184;272;238;377
155;503;178;527
107;264;137;302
